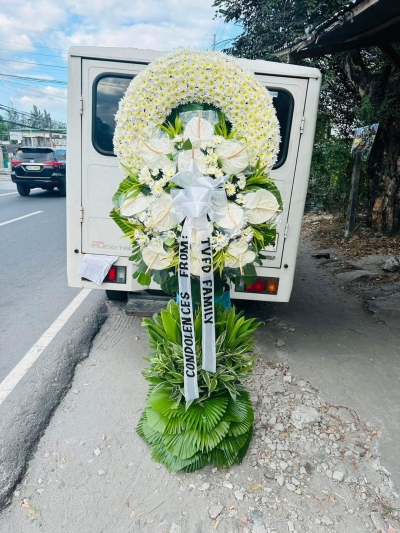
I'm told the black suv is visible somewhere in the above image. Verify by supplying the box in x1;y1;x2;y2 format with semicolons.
11;147;66;196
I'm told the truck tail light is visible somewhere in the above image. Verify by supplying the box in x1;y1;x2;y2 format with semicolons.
104;266;126;284
235;276;279;295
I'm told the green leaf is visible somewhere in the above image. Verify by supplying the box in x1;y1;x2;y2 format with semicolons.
160;309;181;344
184;419;230;452
181;138;192;150
150;442;200;472
182;396;228;432
227;419;253;437
164;431;199;460
146;406;168;433
217;432;250;453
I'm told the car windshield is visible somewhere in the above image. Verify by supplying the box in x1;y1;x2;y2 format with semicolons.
17;150;54;162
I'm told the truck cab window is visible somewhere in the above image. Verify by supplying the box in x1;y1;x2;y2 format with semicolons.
93;75;133;155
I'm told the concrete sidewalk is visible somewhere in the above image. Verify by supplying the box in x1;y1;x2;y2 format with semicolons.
0;299;399;533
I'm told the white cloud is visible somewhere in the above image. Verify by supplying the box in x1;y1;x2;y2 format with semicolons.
0;0;241;118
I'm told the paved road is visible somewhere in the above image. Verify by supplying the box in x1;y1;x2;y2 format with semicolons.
0;180;80;379
0;178;107;507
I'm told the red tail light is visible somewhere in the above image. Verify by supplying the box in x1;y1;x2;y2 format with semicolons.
236;276;279;295
106;266;117;282
246;278;267;293
43;161;62;167
11;160;22;165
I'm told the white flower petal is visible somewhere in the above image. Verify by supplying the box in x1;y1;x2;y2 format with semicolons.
142;240;171;270
216;202;244;230
243;189;280;224
215;140;249;175
225;241;256;269
119;193;151;217
184;117;214;148
138;138;175;171
150;193;177;232
178;149;208;174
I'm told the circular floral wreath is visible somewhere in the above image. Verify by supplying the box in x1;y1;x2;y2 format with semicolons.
111;48;282;292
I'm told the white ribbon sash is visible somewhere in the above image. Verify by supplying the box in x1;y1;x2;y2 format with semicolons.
171;160;227;400
177;220;199;401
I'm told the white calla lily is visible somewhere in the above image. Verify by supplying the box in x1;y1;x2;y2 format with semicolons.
150;193;177;232
225;241;256;273
118;193;152;217
215;139;249;175
178;149;208;174
184;117;215;148
216;202;244;230
138;137;175;171
142;239;172;271
243;189;281;224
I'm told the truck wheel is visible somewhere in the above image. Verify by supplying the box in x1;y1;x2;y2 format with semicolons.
105;290;128;302
17;184;30;196
58;184;66;197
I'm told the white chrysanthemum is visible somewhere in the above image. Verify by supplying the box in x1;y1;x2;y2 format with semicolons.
114;49;280;172
243;189;281;224
224;183;236;197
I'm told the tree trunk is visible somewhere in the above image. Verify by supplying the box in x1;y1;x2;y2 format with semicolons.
368;115;400;233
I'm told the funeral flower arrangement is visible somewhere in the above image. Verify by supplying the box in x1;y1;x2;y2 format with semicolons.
111;48;282;294
111;49;282;472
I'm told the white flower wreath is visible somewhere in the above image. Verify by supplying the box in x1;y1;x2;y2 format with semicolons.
111;48;282;288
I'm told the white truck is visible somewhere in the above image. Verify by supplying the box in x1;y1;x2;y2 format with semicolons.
66;46;321;302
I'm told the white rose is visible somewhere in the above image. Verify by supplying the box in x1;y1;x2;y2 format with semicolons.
243;189;281;224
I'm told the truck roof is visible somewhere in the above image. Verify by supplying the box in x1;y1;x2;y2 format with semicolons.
68;46;321;80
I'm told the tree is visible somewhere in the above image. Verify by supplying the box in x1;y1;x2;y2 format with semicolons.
214;0;400;233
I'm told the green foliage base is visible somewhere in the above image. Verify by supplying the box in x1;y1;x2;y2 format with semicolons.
136;301;260;472
137;386;253;473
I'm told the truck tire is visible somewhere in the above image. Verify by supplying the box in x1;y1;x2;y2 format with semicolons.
58;184;66;197
105;290;128;302
17;184;30;196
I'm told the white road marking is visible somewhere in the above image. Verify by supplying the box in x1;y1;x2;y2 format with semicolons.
0;192;18;197
0;211;43;226
0;289;92;406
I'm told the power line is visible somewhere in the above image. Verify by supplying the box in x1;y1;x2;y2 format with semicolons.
0;38;69;53
0;58;67;69
0;47;65;59
0;73;67;85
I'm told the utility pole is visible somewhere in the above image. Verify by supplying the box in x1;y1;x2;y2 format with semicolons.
212;34;216;51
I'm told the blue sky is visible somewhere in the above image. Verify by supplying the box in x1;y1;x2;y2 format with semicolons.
0;0;241;125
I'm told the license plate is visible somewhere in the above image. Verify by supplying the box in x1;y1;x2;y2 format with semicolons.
26;165;41;171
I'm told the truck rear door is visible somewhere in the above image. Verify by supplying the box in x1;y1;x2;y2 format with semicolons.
81;59;139;256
